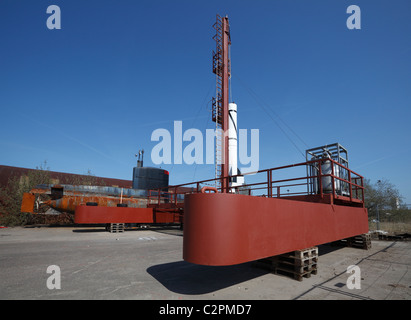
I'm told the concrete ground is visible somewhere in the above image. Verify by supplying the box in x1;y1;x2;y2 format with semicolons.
0;226;410;300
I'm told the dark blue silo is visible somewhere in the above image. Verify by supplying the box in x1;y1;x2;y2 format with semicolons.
132;167;169;190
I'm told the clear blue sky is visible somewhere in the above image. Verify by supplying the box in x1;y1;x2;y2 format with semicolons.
1;0;410;203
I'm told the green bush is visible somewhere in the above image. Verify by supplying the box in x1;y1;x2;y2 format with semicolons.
0;161;51;226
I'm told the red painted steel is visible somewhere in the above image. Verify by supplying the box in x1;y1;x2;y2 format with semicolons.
74;206;154;224
221;16;230;190
183;193;369;266
148;158;365;208
74;205;182;224
212;15;231;192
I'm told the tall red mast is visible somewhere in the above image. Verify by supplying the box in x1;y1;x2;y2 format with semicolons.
212;14;231;192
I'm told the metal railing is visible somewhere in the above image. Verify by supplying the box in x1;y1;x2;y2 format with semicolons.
147;159;365;208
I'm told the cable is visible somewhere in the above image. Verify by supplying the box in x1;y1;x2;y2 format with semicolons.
190;83;214;128
233;73;307;158
191;86;213;181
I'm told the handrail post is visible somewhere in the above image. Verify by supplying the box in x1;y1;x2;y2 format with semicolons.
361;177;365;205
267;171;272;197
220;177;223;193
348;170;352;201
331;161;335;197
174;186;177;205
318;160;323;198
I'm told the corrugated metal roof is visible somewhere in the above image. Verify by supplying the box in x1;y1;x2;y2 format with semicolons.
0;165;132;189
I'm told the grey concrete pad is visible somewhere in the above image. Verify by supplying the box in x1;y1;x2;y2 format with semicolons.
0;226;410;300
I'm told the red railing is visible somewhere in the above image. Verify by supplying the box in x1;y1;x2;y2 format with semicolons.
147;159;365;207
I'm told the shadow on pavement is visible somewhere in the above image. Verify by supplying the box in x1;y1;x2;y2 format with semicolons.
147;260;268;295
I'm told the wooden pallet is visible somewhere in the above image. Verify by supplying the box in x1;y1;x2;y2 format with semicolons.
108;223;125;233
333;233;371;250
277;247;318;262
378;233;411;241
254;247;318;281
274;264;318;282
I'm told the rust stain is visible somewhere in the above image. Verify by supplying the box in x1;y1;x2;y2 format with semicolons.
21;193;35;213
43;195;145;213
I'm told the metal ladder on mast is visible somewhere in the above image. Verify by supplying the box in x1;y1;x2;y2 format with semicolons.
212;14;224;189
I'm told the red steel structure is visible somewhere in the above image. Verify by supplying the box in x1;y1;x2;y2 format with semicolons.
181;159;368;265
139;155;368;265
180;15;369;266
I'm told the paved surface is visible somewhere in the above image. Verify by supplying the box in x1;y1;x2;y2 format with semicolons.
0;226;410;300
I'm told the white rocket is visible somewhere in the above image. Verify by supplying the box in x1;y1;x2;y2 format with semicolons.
228;102;244;191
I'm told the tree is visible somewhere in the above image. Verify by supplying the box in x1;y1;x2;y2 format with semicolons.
364;178;404;212
363;178;411;230
0;161;51;226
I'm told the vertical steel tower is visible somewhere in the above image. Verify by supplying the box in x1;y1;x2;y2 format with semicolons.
212;15;231;192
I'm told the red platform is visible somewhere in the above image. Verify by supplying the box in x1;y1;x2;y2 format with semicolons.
183;193;368;266
74;205;181;224
74;206;154;224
